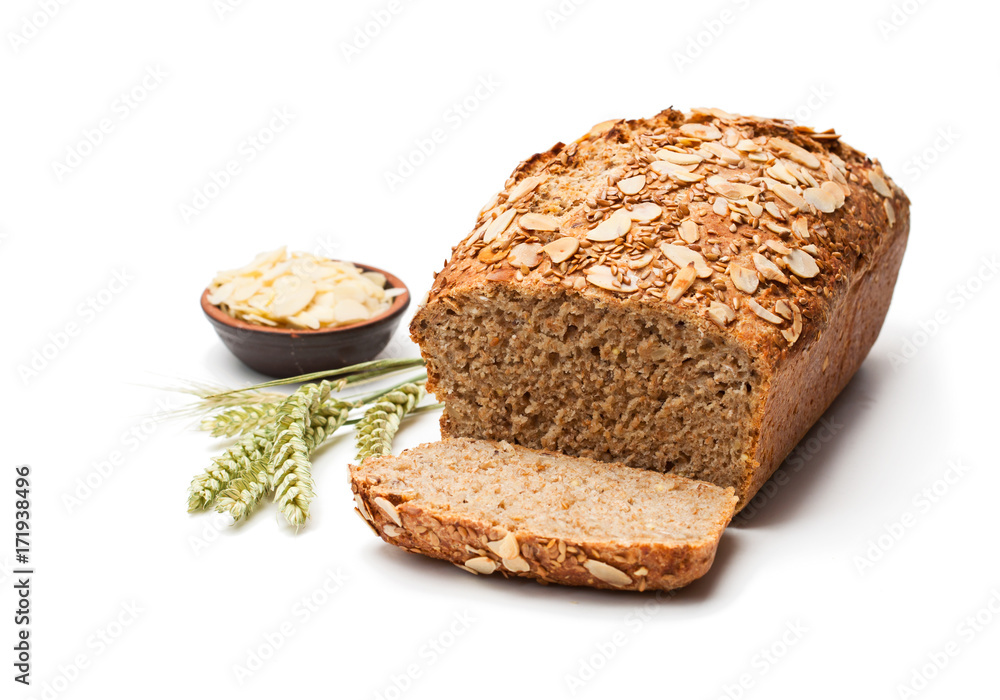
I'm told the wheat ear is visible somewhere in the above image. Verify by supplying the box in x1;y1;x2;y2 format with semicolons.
200;401;282;438
273;398;354;528
354;383;425;464
187;429;271;512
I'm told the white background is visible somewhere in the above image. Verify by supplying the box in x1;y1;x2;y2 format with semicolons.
2;1;998;698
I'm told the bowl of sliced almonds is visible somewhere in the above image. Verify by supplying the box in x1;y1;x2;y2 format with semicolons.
201;248;410;377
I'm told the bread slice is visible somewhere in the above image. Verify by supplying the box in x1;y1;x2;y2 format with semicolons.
350;438;738;591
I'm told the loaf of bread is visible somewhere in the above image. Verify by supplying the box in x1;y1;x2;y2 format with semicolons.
350;438;738;591
411;107;909;508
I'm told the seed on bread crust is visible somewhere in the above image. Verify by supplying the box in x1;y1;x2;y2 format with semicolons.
465;557;498;574
583;560;632;587
542;237;579;263
374;496;402;527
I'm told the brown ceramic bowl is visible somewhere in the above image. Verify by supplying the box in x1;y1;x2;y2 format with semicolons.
201;263;410;378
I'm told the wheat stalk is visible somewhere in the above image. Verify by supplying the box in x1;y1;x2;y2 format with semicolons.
183;360;438;531
191;382;326;514
215;391;357;527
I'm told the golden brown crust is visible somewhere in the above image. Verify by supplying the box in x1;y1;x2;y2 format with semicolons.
412;107;910;507
350;441;736;592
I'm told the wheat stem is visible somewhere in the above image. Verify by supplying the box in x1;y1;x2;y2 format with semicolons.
198;358;424;401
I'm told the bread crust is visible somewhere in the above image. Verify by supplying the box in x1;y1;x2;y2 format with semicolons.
350;440;737;592
411;107;910;508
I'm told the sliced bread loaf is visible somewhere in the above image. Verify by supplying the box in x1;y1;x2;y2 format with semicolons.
350;438;738;591
410;108;909;508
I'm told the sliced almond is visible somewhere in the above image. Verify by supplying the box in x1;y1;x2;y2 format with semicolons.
586;265;638;293
271;280;317;318
746;201;764;218
768;137;820;169
587;208;632;242
700;141;742;165
784;249;820;279
747;298;784;324
230;278;263;303
824;160;847;185
382;524;401;538
803;187;837;214
774;300;793;320
627;253;654;270
616;174;646;196
487;532;520;560
502;557;531;573
884;199;896;226
507;175;543;203
654;149;703;165
466;221;490;246
354;494;372;522
766;162;799;186
678;220;700;243
519;213;560;231
767;180;808;210
735;139;761;152
708;301;736;327
729;264;759;294
659;243;712;278
671;170;705;183
478;244;510;264
679;122;723;140
792;216;810;239
483;208;517;244
868;169;893;198
712;197;729;216
650;160;695;176
373;496;402;527
207;280;236;305
765;239;791;255
820;180;846;208
707;175;759;200
586;119;620;139
691;106;738;120
583;559;632;587
666;263;697;303
464;557;497;575
508;242;543;269
628;202;662;222
764;201;786;221
752;253;789;284
782;160;810;187
782;301;803;345
650;160;705;183
542;236;579;264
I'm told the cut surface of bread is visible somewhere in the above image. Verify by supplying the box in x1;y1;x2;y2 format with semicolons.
350;438;737;591
415;285;758;491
